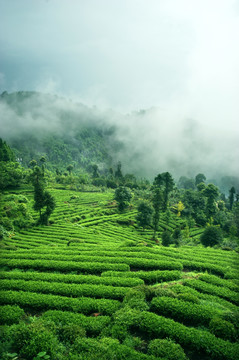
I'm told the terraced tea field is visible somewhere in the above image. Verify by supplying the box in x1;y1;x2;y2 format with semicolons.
1;188;238;360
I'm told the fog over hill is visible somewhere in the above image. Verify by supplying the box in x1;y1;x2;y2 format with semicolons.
0;91;238;184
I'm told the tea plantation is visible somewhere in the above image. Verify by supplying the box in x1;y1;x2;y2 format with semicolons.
0;188;239;360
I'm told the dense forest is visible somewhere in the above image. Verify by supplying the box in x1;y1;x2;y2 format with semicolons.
0;92;239;360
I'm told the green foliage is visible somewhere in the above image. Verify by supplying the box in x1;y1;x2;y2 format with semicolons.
152;186;163;238
42;310;111;337
58;324;86;344
150;296;221;326
209;317;236;341
195;173;206;185
203;183;220;218
162;230;172;247
123;288;149;311
0;194;33;231
3;320;60;360
33;352;50;360
114;186;132;211
0;162;24;190
0;305;25;325
148;338;188;360
0;138;15;162
200;226;223;247
0;290;121;315
136;202;153;230
177;293;199;304
30;166;55;225
154;287;177;298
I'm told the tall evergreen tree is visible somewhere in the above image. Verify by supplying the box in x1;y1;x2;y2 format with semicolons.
162;172;174;211
152;187;163;239
136;202;153;231
203;183;219;219
229;186;236;210
30;166;55;225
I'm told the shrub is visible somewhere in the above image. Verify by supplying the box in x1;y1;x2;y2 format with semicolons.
0;305;25;325
148;338;188;360
6;320;60;360
110;324;129;342
200;226;223;247
123;288;149;311
177;293;199;304
57;324;86;344
154;287;177;298
150;296;220;326
209;317;237;341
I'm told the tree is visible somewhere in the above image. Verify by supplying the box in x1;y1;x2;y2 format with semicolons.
172;227;182;247
162;230;172;247
136;202;153;231
233;203;239;237
200;226;223;247
28;159;37;169
154;172;174;211
0;138;15;162
114;186;132;211
229;186;236;210
162;172;174;211
0;162;25;190
203;183;220;219
92;164;99;178
178;176;195;190
152;187;163;239
176;201;185;217
115;161;123;179
67;164;74;175
197;182;206;192
195;173;206;186
30;166;55;225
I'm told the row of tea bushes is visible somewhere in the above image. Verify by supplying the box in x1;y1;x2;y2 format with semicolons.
102;270;182;284
0;305;25;325
114;308;239;360
0;279;129;300
199;273;239;292
150;296;223;326
0;290;121;315
182;279;239;305
0;270;144;287
168;284;239;312
0;258;129;274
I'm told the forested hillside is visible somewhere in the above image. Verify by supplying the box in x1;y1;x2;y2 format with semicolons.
0;91;118;172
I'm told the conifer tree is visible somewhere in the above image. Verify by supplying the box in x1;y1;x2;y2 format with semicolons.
30;166;55;225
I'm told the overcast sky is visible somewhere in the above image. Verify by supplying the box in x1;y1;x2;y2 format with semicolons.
0;0;239;133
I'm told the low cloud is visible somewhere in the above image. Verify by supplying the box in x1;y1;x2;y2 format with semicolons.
0;92;238;182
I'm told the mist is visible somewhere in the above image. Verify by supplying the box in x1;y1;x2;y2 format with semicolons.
0;91;238;182
0;0;238;180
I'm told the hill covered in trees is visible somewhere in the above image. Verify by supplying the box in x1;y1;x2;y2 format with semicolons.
0;91;119;173
1;91;239;193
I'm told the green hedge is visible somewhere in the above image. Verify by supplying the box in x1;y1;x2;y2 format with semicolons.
0;258;130;274
0;305;25;325
183;279;239;305
101;270;182;284
0;270;144;287
0;290;121;315
0;279;128;300
1;253;183;271
150;296;222;326
42;310;111;336
114;308;239;360
199;274;239;292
